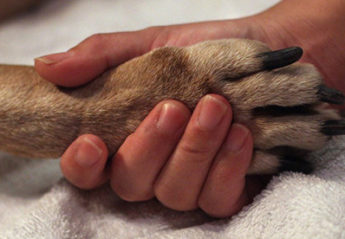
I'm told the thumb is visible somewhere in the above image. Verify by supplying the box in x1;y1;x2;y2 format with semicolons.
34;28;160;87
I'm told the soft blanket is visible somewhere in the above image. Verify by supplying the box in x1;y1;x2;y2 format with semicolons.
0;0;344;238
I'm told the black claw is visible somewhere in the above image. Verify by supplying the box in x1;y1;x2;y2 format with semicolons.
268;146;313;174
257;47;303;70
321;120;345;135
278;156;314;174
317;85;345;104
252;104;317;117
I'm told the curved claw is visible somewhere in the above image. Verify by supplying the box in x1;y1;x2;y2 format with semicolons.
258;47;303;70
317;85;345;105
321;120;345;135
268;146;313;174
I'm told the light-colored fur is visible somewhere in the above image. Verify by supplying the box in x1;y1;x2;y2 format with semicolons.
0;39;340;174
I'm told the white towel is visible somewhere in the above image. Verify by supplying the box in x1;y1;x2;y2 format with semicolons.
1;0;344;238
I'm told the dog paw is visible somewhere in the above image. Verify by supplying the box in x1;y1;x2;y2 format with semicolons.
178;39;345;174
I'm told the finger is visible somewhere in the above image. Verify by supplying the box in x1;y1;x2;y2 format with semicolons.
154;94;232;211
60;134;109;189
110;100;190;202
34;28;160;87
198;124;253;218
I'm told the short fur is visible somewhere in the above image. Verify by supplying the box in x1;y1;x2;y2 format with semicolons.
0;39;341;174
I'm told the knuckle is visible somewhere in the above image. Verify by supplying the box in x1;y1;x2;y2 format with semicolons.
144;26;170;49
154;183;197;211
178;141;210;159
198;198;230;218
198;196;214;214
111;182;153;202
200;206;227;218
73;180;97;190
88;33;106;43
81;33;108;53
143;25;163;34
198;190;244;218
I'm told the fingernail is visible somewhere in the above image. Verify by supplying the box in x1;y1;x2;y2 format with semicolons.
197;95;227;130
35;51;73;65
75;137;103;168
225;124;249;152
157;102;189;135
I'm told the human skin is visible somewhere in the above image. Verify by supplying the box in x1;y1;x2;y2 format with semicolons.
34;0;345;218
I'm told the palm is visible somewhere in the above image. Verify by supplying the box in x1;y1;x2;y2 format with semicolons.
149;21;254;50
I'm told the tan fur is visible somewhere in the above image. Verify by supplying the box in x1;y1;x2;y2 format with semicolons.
0;39;340;174
0;0;46;21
